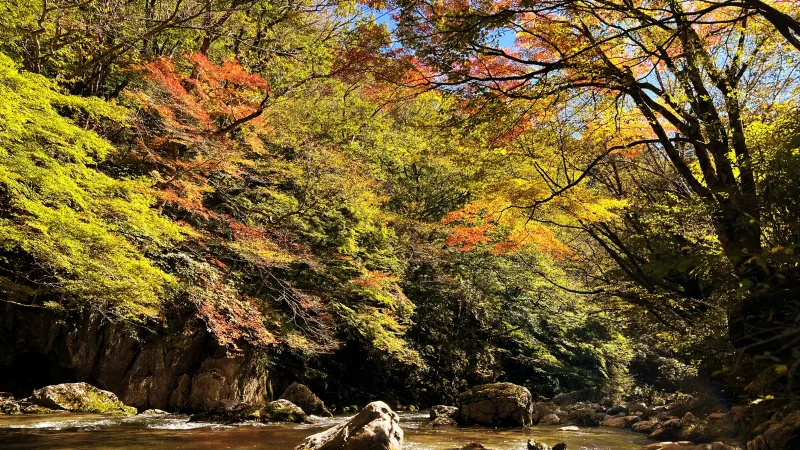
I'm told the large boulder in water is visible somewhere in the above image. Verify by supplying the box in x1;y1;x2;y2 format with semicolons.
280;382;332;417
294;401;402;450
29;382;136;414
569;406;602;426
263;399;307;423
456;382;534;427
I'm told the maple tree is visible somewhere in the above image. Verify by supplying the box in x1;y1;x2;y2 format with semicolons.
389;0;800;353
2;0;800;420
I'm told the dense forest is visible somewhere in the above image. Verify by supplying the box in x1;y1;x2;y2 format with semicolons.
0;0;799;447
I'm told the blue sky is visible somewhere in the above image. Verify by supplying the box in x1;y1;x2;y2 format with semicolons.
368;7;518;49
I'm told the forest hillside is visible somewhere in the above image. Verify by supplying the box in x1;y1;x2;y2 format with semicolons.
0;0;798;447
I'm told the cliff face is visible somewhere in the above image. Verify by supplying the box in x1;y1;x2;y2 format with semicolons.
0;305;269;412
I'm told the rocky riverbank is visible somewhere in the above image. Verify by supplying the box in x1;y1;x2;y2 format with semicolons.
422;382;799;450
1;366;797;450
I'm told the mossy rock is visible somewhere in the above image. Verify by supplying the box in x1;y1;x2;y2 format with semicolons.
279;382;332;417
457;382;534;427
30;383;136;415
261;399;307;423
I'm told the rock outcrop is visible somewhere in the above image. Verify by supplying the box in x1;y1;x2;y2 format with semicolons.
0;306;268;412
457;382;534;427
295;401;403;450
29;383;136;414
280;382;331;417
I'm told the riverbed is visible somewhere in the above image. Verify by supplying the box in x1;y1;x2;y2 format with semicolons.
0;411;650;449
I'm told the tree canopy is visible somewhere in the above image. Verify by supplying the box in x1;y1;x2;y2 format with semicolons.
0;0;798;410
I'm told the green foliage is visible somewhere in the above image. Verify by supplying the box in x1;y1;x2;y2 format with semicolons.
4;0;798;412
0;52;183;321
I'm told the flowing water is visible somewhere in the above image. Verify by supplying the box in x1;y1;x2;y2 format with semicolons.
0;411;650;449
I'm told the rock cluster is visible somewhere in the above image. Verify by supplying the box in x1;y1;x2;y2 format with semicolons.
423;385;753;450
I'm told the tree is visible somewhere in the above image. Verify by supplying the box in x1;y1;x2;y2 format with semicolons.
389;0;800;357
0;52;184;321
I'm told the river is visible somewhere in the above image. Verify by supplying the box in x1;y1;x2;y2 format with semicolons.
0;411;650;449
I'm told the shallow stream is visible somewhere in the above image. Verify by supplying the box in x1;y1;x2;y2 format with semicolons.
0;411;650;449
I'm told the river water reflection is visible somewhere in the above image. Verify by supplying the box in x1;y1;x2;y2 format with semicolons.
0;411;650;449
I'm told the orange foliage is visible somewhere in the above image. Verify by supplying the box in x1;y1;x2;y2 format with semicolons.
187;262;275;347
445;224;493;251
128;53;272;220
356;270;399;289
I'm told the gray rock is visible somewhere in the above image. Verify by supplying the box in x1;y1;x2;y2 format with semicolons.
558;426;580;431
294;401;402;450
